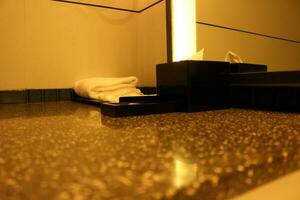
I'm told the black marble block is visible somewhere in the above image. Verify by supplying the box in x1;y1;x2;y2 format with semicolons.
230;71;300;111
230;71;300;86
156;60;231;112
101;101;179;117
230;63;267;73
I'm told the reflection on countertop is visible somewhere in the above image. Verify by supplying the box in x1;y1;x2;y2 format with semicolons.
0;102;300;200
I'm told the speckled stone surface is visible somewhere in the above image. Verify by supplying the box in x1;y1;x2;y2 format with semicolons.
0;102;300;200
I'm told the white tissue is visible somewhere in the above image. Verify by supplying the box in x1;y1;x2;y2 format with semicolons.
188;48;204;61
225;51;243;63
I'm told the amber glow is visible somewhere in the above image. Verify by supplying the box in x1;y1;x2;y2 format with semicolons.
174;157;198;188
172;0;196;61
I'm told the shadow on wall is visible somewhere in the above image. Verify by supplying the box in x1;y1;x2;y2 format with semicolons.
78;0;137;25
54;0;165;25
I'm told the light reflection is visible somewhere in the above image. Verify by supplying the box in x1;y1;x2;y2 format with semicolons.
173;155;198;188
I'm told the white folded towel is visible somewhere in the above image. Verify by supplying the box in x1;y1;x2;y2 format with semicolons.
73;77;143;103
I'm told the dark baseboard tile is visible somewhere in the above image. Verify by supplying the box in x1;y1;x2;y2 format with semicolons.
0;91;28;104
28;90;43;103
0;87;157;104
0;89;74;104
58;89;73;101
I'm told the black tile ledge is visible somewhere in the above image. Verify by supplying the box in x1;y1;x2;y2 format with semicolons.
0;89;73;104
0;91;28;104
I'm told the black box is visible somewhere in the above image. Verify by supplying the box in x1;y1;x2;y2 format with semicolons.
156;61;231;112
101;101;179;117
230;71;300;86
230;71;300;112
230;63;267;73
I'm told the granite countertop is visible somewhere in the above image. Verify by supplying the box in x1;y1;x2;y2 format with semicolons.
0;102;300;200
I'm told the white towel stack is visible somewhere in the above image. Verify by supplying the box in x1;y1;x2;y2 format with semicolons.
73;76;143;103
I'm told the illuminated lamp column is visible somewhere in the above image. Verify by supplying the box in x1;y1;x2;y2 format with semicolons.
171;0;197;62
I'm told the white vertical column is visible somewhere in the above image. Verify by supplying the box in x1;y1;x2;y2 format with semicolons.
172;0;196;62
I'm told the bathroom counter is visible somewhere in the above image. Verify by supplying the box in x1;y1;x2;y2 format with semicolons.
1;102;300;200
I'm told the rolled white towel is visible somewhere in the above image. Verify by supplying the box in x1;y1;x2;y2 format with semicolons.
73;77;143;103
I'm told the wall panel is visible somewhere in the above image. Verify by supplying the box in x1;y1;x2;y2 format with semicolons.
196;0;300;71
137;1;167;86
197;25;300;71
196;0;300;41
0;0;27;89
0;0;167;89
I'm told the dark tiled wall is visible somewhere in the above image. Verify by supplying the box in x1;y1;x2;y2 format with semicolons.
0;89;73;104
0;87;156;104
